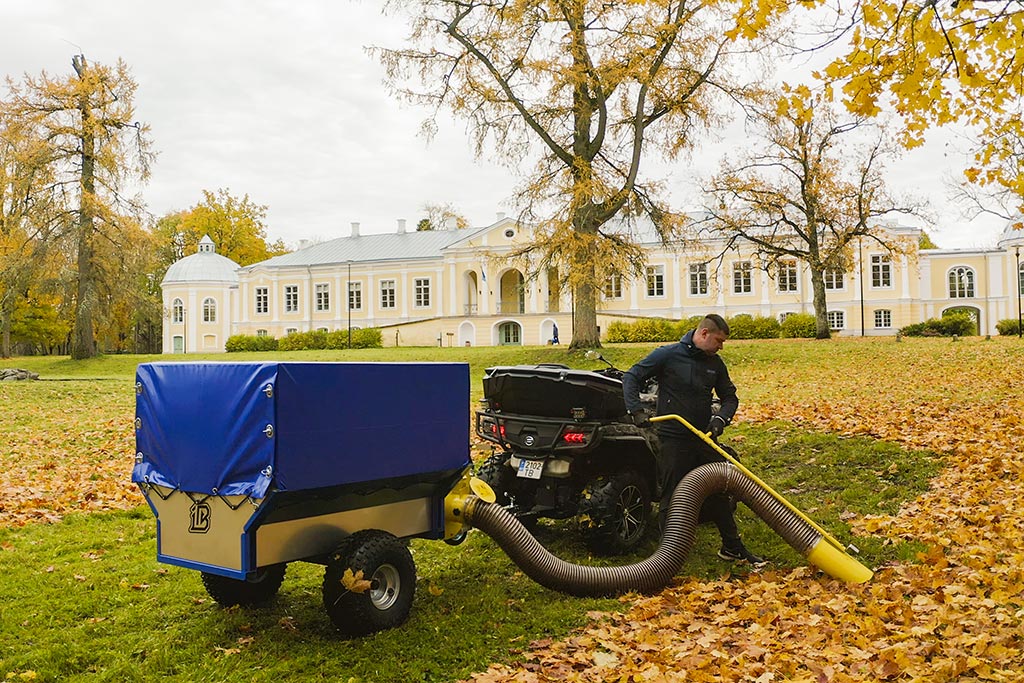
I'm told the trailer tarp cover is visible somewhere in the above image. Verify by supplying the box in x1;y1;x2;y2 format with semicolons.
133;362;470;499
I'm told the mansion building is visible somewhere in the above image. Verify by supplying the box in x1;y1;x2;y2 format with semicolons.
161;215;1024;353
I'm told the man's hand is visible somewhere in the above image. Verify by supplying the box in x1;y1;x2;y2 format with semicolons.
629;409;652;428
708;415;727;438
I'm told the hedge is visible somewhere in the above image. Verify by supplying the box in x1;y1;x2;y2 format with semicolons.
225;328;383;352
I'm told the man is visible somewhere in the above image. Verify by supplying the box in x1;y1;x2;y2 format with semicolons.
622;314;766;567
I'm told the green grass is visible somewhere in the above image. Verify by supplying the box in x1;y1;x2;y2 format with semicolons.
0;340;948;682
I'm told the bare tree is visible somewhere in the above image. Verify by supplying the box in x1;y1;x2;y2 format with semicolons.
702;87;922;338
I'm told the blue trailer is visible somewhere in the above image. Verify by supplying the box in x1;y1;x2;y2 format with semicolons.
132;361;479;636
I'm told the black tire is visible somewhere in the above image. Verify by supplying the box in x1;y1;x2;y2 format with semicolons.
201;564;286;607
579;470;652;556
475;452;513;505
322;530;416;637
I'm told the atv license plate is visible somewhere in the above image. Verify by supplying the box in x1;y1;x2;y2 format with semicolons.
517;459;544;480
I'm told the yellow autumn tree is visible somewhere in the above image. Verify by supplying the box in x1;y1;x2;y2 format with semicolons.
2;55;155;359
0;104;62;357
702;86;920;338
376;0;805;348
153;188;288;270
825;2;1024;221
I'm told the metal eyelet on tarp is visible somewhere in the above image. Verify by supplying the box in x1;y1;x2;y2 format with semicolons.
263;383;273;398
263;424;274;438
135;381;143;395
134;417;142;430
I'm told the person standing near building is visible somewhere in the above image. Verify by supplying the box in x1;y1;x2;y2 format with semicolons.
621;314;766;567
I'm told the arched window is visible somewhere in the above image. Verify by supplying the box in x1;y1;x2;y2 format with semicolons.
948;267;975;298
202;297;217;323
172;298;184;324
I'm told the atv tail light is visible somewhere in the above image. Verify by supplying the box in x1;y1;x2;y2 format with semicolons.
562;431;587;444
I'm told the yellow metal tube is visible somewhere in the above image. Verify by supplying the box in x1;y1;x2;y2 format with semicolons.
805;537;874;583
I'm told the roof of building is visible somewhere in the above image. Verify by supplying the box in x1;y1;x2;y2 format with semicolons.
162;235;241;285
239;225;494;270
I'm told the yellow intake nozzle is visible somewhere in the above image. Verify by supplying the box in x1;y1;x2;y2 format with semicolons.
444;472;495;541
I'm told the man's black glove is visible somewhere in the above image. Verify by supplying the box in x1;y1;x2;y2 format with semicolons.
708;415;727;438
629;409;652;428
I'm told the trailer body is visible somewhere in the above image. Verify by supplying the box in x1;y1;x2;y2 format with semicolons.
133;361;470;580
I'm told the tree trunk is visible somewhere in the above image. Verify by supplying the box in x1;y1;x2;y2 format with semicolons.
569;280;601;349
809;266;831;339
71;56;97;360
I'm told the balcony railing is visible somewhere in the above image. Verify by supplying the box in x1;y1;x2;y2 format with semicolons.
495;301;525;315
463;303;478;316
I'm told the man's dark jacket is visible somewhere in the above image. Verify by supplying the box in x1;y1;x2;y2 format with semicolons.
622;330;738;438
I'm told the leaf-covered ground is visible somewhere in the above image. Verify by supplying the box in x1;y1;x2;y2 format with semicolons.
464;338;1024;682
1;338;1021;681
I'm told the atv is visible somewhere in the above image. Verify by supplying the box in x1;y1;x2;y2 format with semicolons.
474;352;660;555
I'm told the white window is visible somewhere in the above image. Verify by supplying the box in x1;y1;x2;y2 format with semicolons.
202;297;216;323
874;309;892;329
689;263;708;296
171;298;184;324
948;267;975;298
256;329;268;337
777;260;798;293
285;328;297;336
733;261;752;294
604;274;623;299
284;285;299;313
380;279;396;309
348;281;362;311
824;267;845;291
779;311;795;322
315;283;330;312
827;310;845;330
645;265;664;297
414;278;431;308
871;255;892;288
255;287;268;314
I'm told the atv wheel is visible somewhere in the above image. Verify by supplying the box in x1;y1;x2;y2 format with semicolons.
201;564;286;607
322;530;416;636
579;471;651;556
475;452;513;505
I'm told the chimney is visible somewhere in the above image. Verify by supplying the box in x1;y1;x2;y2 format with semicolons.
496;211;505;221
297;239;311;250
351;221;360;238
397;218;407;234
444;216;457;231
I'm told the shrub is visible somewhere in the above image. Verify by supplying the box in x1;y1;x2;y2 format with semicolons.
996;318;1021;336
900;311;976;337
780;313;817;338
673;315;705;339
727;314;781;339
225;334;278;352
605;318;683;343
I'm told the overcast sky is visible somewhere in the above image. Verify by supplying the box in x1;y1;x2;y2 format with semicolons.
0;1;1009;251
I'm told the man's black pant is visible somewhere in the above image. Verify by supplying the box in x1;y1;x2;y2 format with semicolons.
657;433;740;545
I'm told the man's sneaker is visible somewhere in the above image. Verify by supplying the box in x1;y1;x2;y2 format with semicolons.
718;543;768;568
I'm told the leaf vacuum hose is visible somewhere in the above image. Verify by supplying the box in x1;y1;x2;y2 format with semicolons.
464;461;871;597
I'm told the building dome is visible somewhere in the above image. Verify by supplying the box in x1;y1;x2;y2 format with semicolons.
162;235;240;285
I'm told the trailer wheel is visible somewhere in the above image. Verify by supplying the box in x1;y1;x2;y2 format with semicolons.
322;530;416;636
201;563;286;607
475;452;513;505
579;470;651;556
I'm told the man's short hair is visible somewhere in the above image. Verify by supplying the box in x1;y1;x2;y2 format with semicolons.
698;314;729;336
